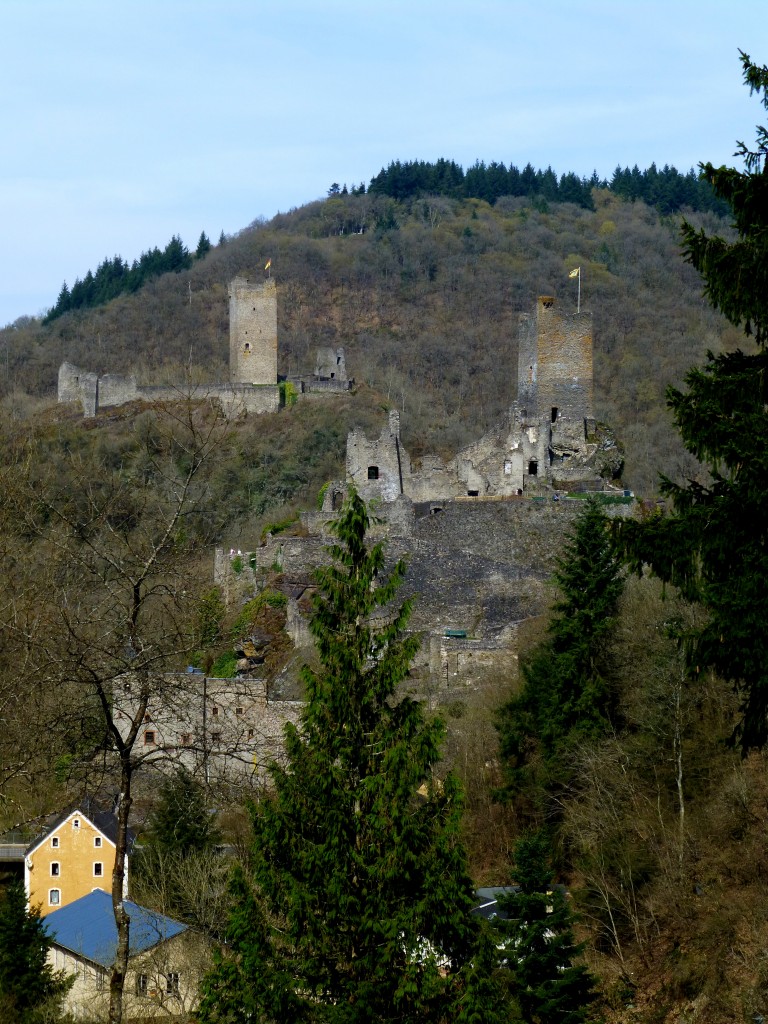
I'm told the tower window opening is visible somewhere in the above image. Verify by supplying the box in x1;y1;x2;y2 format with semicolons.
551;407;558;423
528;460;538;476
467;489;479;497
367;466;379;480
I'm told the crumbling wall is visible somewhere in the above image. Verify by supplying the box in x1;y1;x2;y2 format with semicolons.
314;347;347;382
98;374;140;407
347;410;411;502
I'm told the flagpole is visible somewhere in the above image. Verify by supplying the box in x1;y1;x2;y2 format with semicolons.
568;267;581;312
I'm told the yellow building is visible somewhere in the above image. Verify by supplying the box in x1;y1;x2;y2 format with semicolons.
24;807;129;916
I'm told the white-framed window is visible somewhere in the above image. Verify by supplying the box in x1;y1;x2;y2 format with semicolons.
93;862;103;877
73;818;80;829
95;967;106;991
136;973;148;997
49;889;61;906
94;836;102;848
235;706;244;716
50;862;60;877
166;972;180;997
144;730;156;745
51;836;59;848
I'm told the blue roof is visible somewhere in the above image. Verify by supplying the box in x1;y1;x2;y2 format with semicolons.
44;889;187;968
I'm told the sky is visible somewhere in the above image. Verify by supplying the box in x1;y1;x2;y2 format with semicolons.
0;0;765;327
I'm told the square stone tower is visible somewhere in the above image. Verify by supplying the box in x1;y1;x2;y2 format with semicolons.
517;295;593;423
514;295;594;487
228;277;277;385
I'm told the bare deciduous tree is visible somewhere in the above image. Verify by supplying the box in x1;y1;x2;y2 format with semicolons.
3;396;229;1024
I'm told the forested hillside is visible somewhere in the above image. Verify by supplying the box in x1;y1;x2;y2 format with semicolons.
3;124;768;1022
0;185;740;498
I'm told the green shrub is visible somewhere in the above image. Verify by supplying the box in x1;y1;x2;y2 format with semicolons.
210;652;238;678
260;513;299;543
317;481;330;510
231;590;287;638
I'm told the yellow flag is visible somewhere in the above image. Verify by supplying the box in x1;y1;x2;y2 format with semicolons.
568;267;579;278
264;259;272;271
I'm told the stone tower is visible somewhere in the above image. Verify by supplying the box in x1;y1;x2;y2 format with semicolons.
515;295;594;486
517;295;593;423
228;277;277;385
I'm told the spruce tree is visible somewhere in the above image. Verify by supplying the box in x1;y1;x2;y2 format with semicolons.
196;230;212;259
494;833;596;1024
146;765;220;857
0;880;71;1023
615;53;768;752
198;490;504;1024
497;496;623;797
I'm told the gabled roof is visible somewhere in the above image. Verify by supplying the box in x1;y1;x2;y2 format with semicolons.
472;886;520;921
472;884;569;921
26;804;135;856
44;889;186;969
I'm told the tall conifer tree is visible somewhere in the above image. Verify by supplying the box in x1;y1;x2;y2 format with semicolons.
494;833;596;1024
198;491;504;1023
616;52;768;752
497;496;623;798
0;880;71;1023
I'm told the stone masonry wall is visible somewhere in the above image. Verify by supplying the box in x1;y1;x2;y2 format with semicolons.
314;346;347;382
346;410;410;502
535;298;593;423
228;277;278;385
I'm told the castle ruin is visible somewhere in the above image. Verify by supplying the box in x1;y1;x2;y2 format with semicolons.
210;294;626;708
348;296;617;503
57;277;351;418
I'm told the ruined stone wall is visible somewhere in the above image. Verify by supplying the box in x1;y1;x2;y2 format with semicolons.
314;347;347;382
98;374;140;407
228;277;277;385
517;312;539;416
212;384;280;417
347;410;411;502
427;633;519;695
301;379;353;395
57;362;86;404
58;372;280;420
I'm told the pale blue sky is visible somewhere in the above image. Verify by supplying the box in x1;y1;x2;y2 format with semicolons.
0;0;765;326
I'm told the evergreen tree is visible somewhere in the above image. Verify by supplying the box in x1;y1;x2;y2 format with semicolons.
198;491;504;1024
498;497;623;797
0;880;71;1023
196;230;212;259
162;234;192;273
494;833;596;1024
615;53;768;753
145;765;220;858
